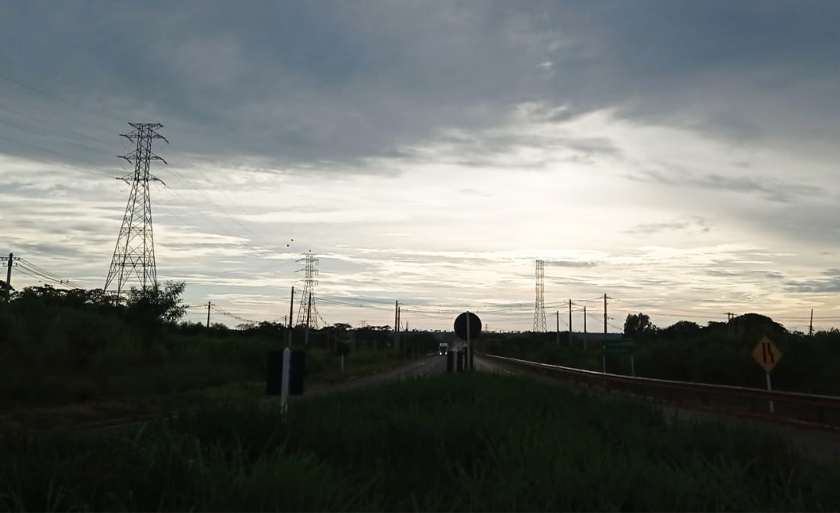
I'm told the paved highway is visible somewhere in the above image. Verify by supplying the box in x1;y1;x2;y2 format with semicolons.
294;352;517;399
284;353;449;401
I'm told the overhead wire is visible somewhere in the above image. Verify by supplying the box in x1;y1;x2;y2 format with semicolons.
0;113;119;158
0;73;302;277
0;71;119;127
17;258;82;288
0;134;114;179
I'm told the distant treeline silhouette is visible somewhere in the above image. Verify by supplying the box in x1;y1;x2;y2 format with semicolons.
0;284;439;411
479;313;840;395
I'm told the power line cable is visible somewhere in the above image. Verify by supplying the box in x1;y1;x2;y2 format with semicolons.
0;134;114;178
0;72;119;127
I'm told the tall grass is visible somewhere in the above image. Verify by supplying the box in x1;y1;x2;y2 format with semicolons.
481;328;840;395
0;288;422;412
2;373;838;511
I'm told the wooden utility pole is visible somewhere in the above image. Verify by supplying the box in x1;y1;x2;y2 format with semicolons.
809;309;814;337
555;311;560;346
206;301;211;328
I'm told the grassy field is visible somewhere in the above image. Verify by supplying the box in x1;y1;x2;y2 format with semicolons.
2;373;839;511
0;349;408;433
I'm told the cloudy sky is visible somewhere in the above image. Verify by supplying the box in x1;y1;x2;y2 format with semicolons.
1;1;839;332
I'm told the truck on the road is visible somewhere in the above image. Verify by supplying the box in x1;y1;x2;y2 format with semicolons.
438;342;448;356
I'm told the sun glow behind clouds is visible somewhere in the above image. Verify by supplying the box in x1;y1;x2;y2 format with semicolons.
2;2;840;332
3;104;840;333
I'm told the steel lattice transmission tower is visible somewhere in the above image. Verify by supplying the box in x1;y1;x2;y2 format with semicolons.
104;123;168;297
533;259;547;332
296;251;320;328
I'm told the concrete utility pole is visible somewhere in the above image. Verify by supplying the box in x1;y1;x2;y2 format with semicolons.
0;253;22;299
604;294;608;334
206;301;212;328
568;299;573;347
556;311;560;346
287;286;294;347
399;306;405;358
394;300;400;352
581;305;588;350
466;310;472;371
725;312;736;338
4;253;12;299
583;306;587;334
809;309;814;337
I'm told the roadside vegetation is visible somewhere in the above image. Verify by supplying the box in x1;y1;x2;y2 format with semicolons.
2;373;838;511
0;284;439;430
480;313;840;395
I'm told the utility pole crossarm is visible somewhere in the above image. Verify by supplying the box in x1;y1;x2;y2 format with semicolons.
2;253;20;299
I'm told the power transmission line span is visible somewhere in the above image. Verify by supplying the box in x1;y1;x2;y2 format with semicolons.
104;123;168;298
533;259;547;332
295;252;320;329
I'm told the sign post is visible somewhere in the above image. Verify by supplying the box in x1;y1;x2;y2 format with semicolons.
454;311;481;372
751;335;783;413
602;339;635;376
466;310;471;371
280;347;291;413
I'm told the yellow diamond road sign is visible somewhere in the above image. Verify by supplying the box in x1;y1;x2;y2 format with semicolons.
751;335;783;373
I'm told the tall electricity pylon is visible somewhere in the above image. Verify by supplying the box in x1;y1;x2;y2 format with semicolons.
533;259;547;332
104;123;168;297
296;251;320;328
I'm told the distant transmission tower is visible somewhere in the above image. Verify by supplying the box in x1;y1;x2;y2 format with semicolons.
296;251;320;328
533;259;547;332
104;123;168;297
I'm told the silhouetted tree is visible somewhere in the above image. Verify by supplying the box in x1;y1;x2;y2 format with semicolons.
624;312;656;338
126;281;187;350
660;320;703;339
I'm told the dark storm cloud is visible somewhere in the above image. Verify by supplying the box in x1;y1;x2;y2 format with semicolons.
627;217;710;235
628;169;821;203
787;269;840;293
705;269;786;280
739;201;840;248
2;1;839;173
544;259;599;268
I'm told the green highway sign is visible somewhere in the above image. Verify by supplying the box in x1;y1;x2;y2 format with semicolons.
602;339;635;356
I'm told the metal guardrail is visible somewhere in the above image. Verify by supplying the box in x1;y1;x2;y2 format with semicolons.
483;353;840;430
